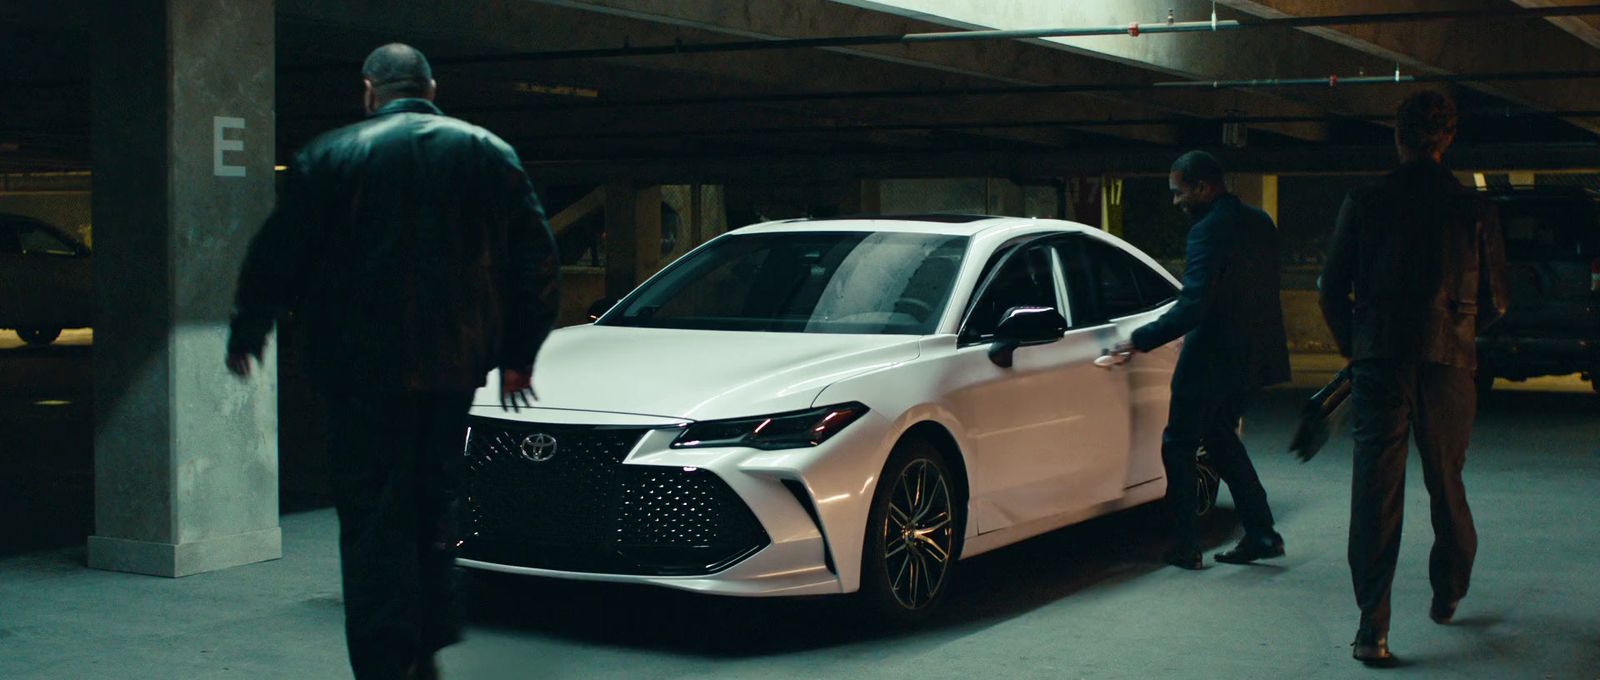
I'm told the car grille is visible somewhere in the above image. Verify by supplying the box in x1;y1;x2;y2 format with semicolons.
459;417;769;576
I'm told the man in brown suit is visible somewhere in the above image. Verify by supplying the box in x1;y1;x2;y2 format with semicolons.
1319;91;1508;666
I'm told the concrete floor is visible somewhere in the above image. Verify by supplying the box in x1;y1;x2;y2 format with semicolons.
1;343;1597;678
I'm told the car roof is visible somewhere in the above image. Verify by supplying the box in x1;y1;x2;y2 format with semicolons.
732;214;1094;237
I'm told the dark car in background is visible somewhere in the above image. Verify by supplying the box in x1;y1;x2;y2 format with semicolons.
0;213;91;346
1475;186;1600;395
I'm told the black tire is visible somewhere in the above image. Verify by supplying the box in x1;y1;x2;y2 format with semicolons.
1195;453;1222;517
1474;366;1495;397
18;328;61;346
859;437;964;626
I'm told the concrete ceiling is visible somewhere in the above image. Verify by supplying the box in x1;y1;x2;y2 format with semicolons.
2;0;1599;177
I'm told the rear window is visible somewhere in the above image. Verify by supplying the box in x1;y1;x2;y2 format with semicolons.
1497;200;1600;260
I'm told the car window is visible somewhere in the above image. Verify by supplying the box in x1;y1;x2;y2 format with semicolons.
602;231;969;335
16;222;78;256
1497;200;1599;260
1058;237;1176;326
1129;254;1178;306
962;244;1059;340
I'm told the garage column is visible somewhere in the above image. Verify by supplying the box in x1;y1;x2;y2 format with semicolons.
603;182;663;299
1231;174;1279;224
88;0;280;577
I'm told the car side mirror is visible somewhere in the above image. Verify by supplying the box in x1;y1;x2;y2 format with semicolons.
987;305;1067;367
586;297;619;322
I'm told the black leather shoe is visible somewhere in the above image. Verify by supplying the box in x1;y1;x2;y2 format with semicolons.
1430;597;1459;624
1162;547;1204;570
1352;630;1394;666
1214;534;1285;564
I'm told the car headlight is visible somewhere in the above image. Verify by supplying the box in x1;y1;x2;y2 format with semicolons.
671;402;870;450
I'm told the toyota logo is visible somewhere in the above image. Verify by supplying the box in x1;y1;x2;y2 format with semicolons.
518;433;558;462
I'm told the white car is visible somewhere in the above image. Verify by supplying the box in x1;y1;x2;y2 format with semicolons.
459;214;1200;621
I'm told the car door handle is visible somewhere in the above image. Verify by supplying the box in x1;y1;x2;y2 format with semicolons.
1094;352;1131;369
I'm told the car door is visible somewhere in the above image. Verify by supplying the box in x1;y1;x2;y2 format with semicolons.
1060;236;1180;490
943;236;1131;534
11;218;91;328
0;217;32;325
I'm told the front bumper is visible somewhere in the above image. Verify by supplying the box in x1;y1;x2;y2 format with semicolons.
455;413;883;597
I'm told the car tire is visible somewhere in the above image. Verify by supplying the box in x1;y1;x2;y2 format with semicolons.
858;436;964;626
1195;452;1222;517
18;328;61;346
1474;365;1495;397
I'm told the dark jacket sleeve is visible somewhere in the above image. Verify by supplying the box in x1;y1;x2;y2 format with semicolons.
1318;193;1359;358
1476;202;1510;333
228;163;313;357
1131;216;1222;352
497;157;561;372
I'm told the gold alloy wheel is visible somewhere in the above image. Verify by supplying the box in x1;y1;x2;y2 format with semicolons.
882;458;955;610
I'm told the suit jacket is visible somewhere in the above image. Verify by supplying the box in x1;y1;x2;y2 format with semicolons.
1318;160;1509;369
228;98;560;393
1132;193;1291;395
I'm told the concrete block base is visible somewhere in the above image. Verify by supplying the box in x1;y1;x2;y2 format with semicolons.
87;527;282;578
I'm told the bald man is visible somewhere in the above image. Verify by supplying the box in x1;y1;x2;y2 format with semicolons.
227;43;560;680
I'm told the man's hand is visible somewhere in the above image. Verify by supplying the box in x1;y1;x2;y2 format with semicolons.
226;351;258;379
501;368;536;412
1098;340;1141;367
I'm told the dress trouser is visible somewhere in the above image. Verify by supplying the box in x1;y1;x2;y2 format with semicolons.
1162;388;1277;552
1348;360;1477;636
328;391;474;680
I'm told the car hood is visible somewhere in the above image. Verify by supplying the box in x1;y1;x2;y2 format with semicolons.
472;324;921;421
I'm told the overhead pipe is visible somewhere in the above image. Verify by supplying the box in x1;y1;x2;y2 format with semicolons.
453;69;1600;115
268;68;1600;125
486;108;1600;144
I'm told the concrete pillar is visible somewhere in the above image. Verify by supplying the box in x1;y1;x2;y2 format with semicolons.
1100;176;1125;237
603;183;663;299
986;178;1025;217
1231;174;1279;224
1067;177;1102;227
89;0;280;577
843;179;882;216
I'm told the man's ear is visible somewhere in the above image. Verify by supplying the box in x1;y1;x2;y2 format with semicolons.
424;79;438;101
362;79;377;114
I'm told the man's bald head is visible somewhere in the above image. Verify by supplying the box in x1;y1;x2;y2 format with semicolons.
361;43;435;108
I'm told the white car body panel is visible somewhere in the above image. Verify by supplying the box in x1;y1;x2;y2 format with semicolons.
458;216;1181;597
471;326;920;421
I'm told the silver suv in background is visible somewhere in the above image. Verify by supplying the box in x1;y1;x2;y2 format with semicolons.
0;213;91;346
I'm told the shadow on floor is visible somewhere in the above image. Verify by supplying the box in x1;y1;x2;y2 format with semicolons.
462;504;1241;658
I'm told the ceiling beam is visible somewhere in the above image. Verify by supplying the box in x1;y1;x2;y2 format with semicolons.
1512;0;1600;49
524;143;1600;184
1218;0;1600;136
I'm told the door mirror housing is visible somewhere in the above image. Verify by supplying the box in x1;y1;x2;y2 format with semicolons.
988;305;1067;367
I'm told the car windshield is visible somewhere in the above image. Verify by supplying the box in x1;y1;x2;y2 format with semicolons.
1498;199;1600;260
600;231;969;334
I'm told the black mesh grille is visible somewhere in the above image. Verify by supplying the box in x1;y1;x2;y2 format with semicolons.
460;418;769;576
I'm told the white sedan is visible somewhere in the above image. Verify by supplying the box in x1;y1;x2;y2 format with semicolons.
459;214;1199;622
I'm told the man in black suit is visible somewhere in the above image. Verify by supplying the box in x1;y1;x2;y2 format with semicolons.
1114;150;1291;570
1319;91;1508;665
226;44;560;680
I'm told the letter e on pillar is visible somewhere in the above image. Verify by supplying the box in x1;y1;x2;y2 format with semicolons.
213;116;246;177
